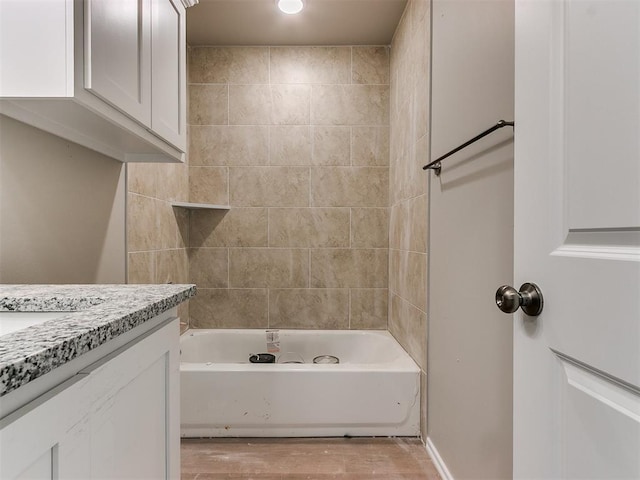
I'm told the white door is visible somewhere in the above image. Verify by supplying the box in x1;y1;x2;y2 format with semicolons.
514;1;640;478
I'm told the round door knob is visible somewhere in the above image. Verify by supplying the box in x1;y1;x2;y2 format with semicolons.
495;282;543;316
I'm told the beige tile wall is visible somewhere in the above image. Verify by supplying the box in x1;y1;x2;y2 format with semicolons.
389;0;431;439
127;162;191;331
188;45;390;330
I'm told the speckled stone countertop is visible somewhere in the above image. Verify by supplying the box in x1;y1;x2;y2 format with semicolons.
0;284;196;397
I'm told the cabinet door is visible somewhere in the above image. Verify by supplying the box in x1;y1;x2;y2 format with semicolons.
84;0;152;126
0;375;91;480
81;319;180;480
151;0;186;150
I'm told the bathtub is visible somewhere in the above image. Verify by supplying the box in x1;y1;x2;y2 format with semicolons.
180;329;421;437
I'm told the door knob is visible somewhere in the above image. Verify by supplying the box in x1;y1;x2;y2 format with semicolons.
495;283;543;316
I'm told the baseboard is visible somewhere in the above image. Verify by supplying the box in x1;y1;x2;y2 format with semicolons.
426;437;455;480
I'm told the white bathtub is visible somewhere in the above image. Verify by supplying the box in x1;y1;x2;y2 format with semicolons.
180;329;420;437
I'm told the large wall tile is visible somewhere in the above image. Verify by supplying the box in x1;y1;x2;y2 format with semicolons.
389;249;427;312
389;293;427;370
155;249;189;284
389;195;428;252
351;208;389;248
229;248;309;288
350;289;388;329
189;47;269;84
269;289;349;329
175;207;190;249
189;126;269;166
352;126;390;166
229;167;309;207
269;126;312;166
389;204;403;251
311;85;389;125
311;167;388;207
352;47;390;85
189;166;229;205
310;249;388;288
189;85;228;125
157;200;179;250
271;85;311;125
229;85;272;125
127;193;158;252
269;208;350;248
270;47;351;84
156;163;189;202
414;36;430;141
389;248;400;293
190;289;268;329
312;126;350;166
190;208;268;248
127;163;157;197
229;85;311;125
189;248;228;288
128;251;155;284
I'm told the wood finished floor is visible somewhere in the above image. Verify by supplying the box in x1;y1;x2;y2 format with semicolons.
181;437;441;480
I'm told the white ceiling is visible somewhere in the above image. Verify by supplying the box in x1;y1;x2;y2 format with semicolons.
186;0;408;46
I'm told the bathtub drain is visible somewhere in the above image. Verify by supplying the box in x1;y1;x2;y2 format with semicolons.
249;353;276;363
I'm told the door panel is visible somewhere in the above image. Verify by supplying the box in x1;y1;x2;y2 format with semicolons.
565;2;640;229
514;0;640;478
560;356;640;478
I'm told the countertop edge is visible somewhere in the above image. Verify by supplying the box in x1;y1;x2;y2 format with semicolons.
0;284;196;397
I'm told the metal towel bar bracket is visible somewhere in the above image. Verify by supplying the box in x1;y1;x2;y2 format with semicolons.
423;120;515;176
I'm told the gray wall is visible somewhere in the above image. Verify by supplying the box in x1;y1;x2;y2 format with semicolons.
427;1;514;478
0;115;126;284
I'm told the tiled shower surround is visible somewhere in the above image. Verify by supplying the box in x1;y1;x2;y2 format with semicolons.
187;45;391;330
126;1;429;433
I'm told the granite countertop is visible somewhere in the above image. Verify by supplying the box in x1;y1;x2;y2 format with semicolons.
0;284;196;397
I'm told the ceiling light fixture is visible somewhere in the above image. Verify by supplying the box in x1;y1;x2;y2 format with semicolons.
277;0;304;15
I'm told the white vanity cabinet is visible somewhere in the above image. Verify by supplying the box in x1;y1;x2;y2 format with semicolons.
0;318;180;480
0;374;92;479
0;0;187;162
83;317;180;480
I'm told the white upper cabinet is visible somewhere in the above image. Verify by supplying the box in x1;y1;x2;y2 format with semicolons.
0;0;187;162
151;0;187;151
85;0;152;127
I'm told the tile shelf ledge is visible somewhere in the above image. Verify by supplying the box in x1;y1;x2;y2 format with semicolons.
171;202;230;210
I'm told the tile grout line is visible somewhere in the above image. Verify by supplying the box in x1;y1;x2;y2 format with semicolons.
308;248;311;289
348;287;352;329
350;46;353;85
267;205;271;328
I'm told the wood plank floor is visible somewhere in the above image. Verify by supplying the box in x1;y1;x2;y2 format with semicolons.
181;437;442;480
